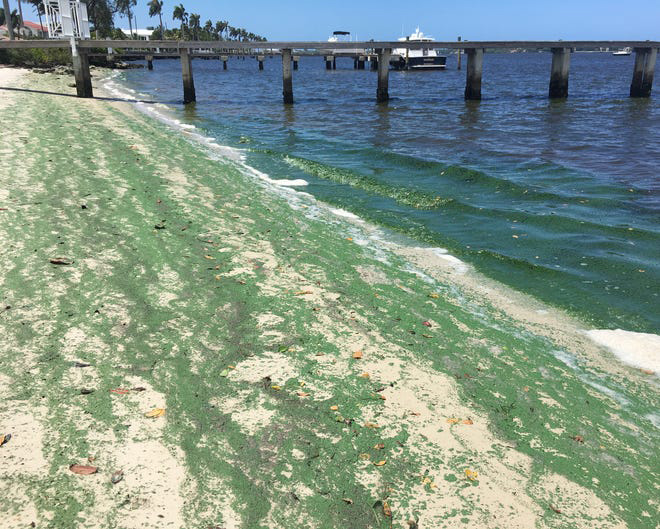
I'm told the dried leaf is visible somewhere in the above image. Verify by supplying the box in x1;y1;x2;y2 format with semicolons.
144;408;166;418
296;392;310;397
464;468;478;481
428;293;440;299
330;405;339;411
364;422;380;429
641;369;654;375
271;385;281;391
359;373;370;378
383;501;392;517
204;255;215;260
462;419;473;425
111;470;124;484
0;433;11;447
359;453;371;460
374;443;385;450
69;464;98;475
50;258;73;266
294;290;313;296
373;460;387;466
352;351;363;359
549;504;562;514
446;418;459;424
422;321;432;327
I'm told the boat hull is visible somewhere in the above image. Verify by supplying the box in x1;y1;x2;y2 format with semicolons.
390;55;447;70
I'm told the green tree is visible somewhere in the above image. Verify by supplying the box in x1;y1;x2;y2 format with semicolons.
188;12;199;40
115;0;136;37
81;0;115;38
147;0;163;39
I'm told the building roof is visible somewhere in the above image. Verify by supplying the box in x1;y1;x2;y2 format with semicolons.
23;20;47;32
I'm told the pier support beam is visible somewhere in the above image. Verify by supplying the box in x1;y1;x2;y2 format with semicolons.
376;48;391;103
293;56;299;70
146;55;154;70
370;57;378;70
549;47;571;98
457;37;462;70
282;48;293;104
325;56;333;70
464;48;484;100
71;41;93;98
357;56;365;70
258;55;264;70
221;55;228;70
180;48;196;104
630;47;657;97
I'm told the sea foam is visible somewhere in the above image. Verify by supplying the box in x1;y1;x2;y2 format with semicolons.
585;329;660;373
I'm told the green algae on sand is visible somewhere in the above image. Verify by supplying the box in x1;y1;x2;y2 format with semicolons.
0;70;657;529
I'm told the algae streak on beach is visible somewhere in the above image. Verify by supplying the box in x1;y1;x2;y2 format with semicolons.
0;67;658;529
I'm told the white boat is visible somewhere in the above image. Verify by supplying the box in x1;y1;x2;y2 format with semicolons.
326;31;364;55
391;28;447;70
612;47;632;56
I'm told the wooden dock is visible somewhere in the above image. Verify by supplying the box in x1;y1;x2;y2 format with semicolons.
1;39;657;103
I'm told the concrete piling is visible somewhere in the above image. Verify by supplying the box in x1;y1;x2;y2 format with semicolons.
258;55;264;70
457;37;462;70
376;48;391;103
357;56;365;70
549;47;571;98
146;55;154;70
293;56;299;70
282;48;293;104
464;48;484;100
71;41;93;98
370;56;378;71
630;47;657;97
180;48;196;104
221;55;228;70
325;56;333;70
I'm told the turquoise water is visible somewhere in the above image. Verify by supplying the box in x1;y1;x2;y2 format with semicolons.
117;52;659;333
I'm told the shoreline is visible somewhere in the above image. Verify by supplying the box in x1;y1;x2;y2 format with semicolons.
1;68;658;528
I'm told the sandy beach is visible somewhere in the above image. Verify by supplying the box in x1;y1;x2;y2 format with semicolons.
0;66;657;529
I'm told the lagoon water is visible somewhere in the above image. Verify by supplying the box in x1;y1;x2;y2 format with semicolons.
116;52;659;335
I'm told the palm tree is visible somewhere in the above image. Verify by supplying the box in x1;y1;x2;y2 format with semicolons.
27;0;44;33
172;3;187;39
188;13;199;40
1;0;13;40
148;0;163;39
115;0;136;38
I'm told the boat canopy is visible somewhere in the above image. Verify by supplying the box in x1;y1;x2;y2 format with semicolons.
333;31;350;35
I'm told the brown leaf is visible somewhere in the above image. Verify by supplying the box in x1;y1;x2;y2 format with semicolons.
296;392;310;397
572;435;584;443
111;470;124;484
641;369;654;375
69;464;98;475
373;460;387;466
359;373;370;378
0;433;11;447
330;405;339;411
446;418;459;424
352;350;363;359
374;443;385;450
364;422;380;429
462;419;474;425
50;258;73;265
294;290;313;296
549;504;562;514
383;501;392;517
144;408;166;418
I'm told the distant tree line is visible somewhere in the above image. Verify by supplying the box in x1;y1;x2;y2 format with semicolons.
2;0;266;41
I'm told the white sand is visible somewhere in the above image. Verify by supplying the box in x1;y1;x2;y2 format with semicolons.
0;66;27;85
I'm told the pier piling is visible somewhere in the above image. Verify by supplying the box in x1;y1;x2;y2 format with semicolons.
180;48;196;104
358;56;366;70
221;55;228;70
146;55;154;70
549;47;571;98
282;48;293;104
258;55;264;70
71;43;93;98
457;37;462;70
325;56;333;70
293;56;299;70
464;48;484;100
630;47;657;97
376;48;391;103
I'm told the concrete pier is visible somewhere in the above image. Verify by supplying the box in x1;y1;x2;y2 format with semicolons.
146;55;154;70
72;46;93;98
370;57;378;71
357;56;366;70
376;48;391;103
549;47;571;98
457;37;462;70
221;55;228;70
180;48;196;104
258;55;264;70
464;48;484;100
325;56;333;70
630;47;657;97
293;56;299;70
282;48;293;104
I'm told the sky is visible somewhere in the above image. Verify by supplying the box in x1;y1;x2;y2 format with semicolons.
17;0;660;41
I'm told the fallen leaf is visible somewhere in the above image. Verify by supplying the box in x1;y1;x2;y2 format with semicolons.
428;293;440;299
271;385;281;391
462;419;474;425
446;418;459;424
296;392;310;397
374;443;385;450
330;405;339;411
464;468;478;481
549;504;562;514
346;237;353;241
204;255;215;260
342;498;353;504
364;422;380;429
50;258;73;265
69;464;98;475
359;373;370;378
0;433;11;447
110;388;130;395
359;453;371;460
144;408;166;418
352;351;363;359
373;460;387;466
111;470;124;484
422;321;432;327
383;501;392;517
294;290;313;296
572;435;584;443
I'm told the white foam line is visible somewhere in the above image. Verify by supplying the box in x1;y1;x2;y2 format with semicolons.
585;329;660;373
